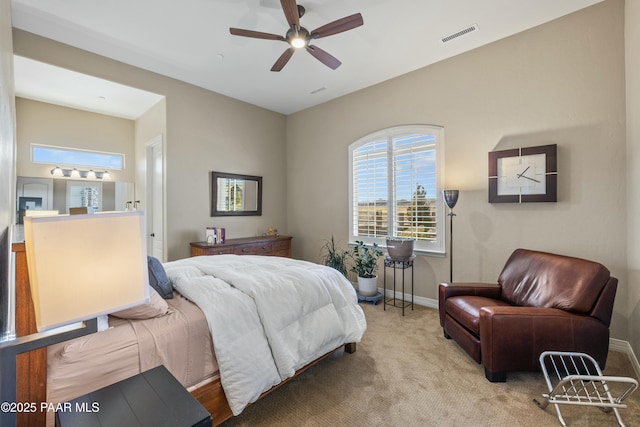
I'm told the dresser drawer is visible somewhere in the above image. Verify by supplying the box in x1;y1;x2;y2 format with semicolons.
270;250;291;257
205;246;234;256
191;246;234;256
273;239;290;251
234;243;273;255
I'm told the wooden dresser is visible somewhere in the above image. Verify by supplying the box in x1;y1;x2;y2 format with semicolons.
190;235;292;258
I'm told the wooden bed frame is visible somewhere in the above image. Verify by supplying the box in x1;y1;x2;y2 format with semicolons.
12;242;356;426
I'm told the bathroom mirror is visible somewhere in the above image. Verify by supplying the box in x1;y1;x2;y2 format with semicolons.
16;176;134;223
210;171;262;216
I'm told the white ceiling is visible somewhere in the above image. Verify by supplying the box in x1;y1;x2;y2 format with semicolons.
13;56;165;119
11;0;603;117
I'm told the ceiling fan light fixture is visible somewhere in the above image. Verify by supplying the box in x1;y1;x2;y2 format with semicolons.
287;27;309;49
290;37;307;48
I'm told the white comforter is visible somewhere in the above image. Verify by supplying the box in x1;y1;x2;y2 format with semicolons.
163;255;367;415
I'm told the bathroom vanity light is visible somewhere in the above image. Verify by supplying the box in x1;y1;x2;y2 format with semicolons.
50;166;111;179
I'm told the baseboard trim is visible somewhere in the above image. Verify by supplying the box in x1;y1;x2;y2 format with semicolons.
380;288;437;309
379;288;640;378
610;338;640;379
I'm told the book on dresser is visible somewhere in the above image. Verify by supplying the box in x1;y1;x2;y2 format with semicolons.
190;235;292;257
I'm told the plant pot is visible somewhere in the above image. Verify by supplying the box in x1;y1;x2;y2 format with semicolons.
357;276;378;296
386;238;414;261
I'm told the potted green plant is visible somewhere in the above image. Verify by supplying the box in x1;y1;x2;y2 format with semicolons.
350;240;384;296
320;235;349;277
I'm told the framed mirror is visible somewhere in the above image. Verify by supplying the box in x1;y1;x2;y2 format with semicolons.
210;171;262;216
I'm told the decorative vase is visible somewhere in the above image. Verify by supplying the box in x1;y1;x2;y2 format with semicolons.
386;238;414;261
357;276;378;296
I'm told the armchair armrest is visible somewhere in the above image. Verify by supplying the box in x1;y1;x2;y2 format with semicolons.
438;282;501;326
479;306;610;374
439;282;502;299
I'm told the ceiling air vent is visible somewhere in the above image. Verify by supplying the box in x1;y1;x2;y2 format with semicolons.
310;87;327;95
440;24;479;44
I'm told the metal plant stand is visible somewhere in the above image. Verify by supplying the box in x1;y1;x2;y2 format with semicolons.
383;256;415;316
534;351;638;426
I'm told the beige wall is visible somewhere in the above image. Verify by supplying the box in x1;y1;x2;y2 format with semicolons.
134;98;166;214
1;0;16;336
626;0;640;357
163;82;287;259
286;1;629;338
15;98;136;182
14;29;288;261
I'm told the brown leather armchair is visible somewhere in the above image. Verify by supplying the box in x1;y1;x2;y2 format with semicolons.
438;249;618;382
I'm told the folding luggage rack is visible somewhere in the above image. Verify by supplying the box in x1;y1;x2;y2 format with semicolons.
534;351;638;426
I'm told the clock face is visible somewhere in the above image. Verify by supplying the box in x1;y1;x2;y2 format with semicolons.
488;144;557;203
497;153;546;196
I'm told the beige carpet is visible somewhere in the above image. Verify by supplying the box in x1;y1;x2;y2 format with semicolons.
222;302;640;426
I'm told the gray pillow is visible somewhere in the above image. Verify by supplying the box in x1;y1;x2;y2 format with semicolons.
148;256;173;299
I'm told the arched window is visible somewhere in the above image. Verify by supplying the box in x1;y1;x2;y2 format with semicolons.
349;125;445;254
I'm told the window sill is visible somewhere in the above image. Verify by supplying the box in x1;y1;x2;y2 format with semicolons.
348;241;445;258
413;249;445;258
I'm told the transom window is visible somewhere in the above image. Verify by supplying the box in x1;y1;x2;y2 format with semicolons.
31;144;124;170
349;125;445;254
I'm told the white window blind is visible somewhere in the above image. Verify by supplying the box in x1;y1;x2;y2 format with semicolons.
352;138;388;238
392;133;437;241
217;179;245;212
66;182;103;213
349;125;445;254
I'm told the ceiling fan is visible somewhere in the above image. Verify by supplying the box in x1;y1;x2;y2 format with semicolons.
229;0;363;72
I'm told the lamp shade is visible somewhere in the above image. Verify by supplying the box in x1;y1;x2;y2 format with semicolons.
443;190;459;210
24;210;59;218
24;211;149;332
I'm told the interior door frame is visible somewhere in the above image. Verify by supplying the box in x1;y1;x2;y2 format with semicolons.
145;134;166;261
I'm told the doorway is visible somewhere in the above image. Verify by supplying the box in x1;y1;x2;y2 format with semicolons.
146;134;165;261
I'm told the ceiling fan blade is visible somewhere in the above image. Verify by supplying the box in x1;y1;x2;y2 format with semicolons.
311;13;363;39
271;48;295;72
305;45;341;70
230;28;285;41
280;0;300;29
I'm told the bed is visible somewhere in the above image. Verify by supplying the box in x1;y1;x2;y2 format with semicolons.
46;290;218;424
13;244;366;426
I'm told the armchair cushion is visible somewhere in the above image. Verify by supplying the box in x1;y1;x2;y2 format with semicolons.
438;282;501;327
446;296;510;335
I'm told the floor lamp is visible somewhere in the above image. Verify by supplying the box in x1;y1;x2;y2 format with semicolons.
443;190;459;283
0;211;149;427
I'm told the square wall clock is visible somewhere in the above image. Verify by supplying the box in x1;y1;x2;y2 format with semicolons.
488;144;557;203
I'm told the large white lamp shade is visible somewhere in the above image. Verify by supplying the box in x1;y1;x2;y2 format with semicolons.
24;211;149;332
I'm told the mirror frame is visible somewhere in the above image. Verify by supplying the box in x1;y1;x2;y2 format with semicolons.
210;171;262;216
